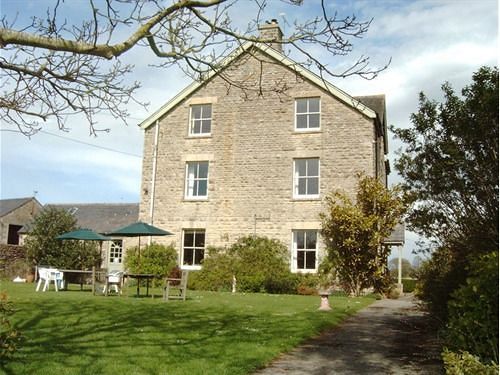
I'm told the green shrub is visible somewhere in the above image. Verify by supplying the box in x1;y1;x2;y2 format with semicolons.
193;236;295;294
190;248;234;292
124;243;177;284
296;273;320;295
264;272;299;294
442;349;499;375
401;278;416;293
445;252;498;363
414;247;464;321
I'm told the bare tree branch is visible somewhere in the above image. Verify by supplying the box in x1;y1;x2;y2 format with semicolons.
0;0;389;135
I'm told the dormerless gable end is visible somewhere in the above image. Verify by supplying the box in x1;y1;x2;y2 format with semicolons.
138;42;377;130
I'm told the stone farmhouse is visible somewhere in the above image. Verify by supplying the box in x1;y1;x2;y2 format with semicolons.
138;21;389;273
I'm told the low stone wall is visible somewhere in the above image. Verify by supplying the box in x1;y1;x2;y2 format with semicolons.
0;244;28;278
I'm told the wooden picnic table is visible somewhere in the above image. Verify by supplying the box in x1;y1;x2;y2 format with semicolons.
58;267;105;294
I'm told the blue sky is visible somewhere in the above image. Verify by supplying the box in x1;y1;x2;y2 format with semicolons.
1;0;498;260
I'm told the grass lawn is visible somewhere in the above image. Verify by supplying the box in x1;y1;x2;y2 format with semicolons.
1;282;374;375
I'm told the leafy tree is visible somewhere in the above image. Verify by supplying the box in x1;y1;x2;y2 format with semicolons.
411;255;423;271
388;257;413;278
392;66;499;320
320;175;405;296
391;66;498;258
24;207;99;269
1;0;388;135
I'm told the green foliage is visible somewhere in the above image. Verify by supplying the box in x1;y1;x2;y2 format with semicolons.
0;292;21;361
414;247;459;321
445;252;498;363
391;66;498;257
442;349;499;375
189;247;234;292
25;207;100;269
320;175;405;296
393;67;499;276
401;278;416;293
194;236;293;294
388;257;413;278
124;243;177;280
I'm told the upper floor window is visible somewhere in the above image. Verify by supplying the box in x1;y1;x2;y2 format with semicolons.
183;229;205;268
295;98;320;130
190;104;212;135
185;161;209;199
293;158;319;198
292;230;318;272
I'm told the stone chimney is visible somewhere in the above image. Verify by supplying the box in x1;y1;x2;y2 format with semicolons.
258;19;283;53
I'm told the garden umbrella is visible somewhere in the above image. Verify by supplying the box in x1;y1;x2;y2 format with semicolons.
57;229;111;241
57;229;111;269
106;221;173;264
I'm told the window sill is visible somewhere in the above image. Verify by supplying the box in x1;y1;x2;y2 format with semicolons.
183;197;209;202
292;196;321;201
293;129;322;134
181;265;202;271
292;269;318;274
186;134;212;139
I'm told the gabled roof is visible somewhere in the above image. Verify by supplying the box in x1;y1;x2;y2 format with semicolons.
0;197;41;218
20;203;139;234
139;42;377;130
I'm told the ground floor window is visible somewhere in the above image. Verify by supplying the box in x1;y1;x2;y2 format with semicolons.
109;240;123;264
293;230;318;272
183;229;205;268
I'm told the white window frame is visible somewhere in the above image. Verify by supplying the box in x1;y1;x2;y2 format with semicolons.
189;104;212;136
293;158;320;199
109;240;123;264
185;161;209;200
182;229;206;270
291;230;318;273
295;97;321;131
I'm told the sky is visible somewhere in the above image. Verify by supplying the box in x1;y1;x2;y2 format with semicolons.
1;0;498;261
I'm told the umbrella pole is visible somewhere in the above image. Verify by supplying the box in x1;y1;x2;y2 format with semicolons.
137;236;141;297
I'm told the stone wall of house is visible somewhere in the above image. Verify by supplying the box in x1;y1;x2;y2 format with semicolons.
139;48;380;267
0;199;42;245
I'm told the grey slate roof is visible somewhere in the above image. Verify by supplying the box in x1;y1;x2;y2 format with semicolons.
46;203;139;233
0;197;37;217
19;203;139;234
354;95;386;124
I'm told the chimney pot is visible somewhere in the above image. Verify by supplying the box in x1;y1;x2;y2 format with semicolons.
258;19;284;53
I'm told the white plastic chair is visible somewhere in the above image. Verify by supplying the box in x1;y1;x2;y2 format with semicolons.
103;271;122;295
36;267;64;292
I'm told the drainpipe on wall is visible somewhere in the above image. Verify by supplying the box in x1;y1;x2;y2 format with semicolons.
148;120;160;245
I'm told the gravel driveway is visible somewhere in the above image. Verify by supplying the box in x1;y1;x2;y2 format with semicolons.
255;294;443;375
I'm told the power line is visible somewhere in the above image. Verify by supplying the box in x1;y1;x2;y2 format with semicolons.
39;130;142;158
